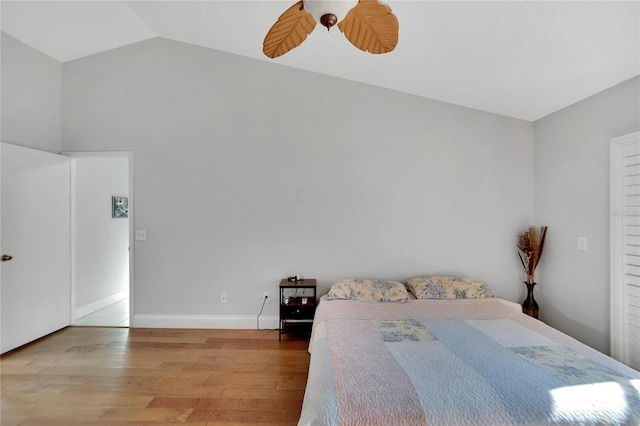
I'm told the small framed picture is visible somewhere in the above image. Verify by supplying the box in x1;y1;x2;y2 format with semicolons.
112;196;128;218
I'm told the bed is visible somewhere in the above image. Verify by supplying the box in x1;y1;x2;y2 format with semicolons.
298;277;640;425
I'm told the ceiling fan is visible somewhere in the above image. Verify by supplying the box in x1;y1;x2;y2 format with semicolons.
263;0;399;59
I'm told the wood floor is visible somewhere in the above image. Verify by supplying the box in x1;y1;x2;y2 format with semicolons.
1;327;311;425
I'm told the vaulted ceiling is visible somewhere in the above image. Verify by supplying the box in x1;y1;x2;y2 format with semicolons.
1;1;638;121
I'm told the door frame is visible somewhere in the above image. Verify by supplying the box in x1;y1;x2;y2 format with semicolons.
63;151;134;325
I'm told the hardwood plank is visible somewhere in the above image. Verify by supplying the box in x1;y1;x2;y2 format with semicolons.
177;368;309;381
221;388;305;401
46;390;155;408
2;372;133;388
29;358;164;369
99;407;193;422
38;365;182;378
10;405;108;423
1;326;310;424
276;379;307;390
0;358;35;366
0;364;48;375
187;408;300;423
1;377;73;394
147;397;301;412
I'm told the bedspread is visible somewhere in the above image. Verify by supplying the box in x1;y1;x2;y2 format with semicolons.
298;298;640;425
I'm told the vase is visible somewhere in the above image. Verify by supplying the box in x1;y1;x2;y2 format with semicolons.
522;282;539;319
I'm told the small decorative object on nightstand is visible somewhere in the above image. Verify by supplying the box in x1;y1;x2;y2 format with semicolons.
279;278;316;341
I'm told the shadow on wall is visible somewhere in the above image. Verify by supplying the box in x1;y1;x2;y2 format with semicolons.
541;302;610;356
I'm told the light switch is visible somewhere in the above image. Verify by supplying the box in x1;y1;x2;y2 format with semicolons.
577;236;587;251
136;230;147;241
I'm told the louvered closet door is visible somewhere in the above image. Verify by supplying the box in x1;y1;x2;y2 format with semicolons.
611;132;640;370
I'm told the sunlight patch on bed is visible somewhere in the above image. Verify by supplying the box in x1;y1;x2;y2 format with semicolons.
549;382;630;423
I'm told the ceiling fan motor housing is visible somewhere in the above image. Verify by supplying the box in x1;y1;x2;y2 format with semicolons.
303;0;358;28
320;14;337;29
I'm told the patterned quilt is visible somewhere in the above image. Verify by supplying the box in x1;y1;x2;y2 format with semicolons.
298;298;640;425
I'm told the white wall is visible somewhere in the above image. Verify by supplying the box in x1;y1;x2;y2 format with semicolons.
61;38;533;326
0;33;61;153
7;31;634;352
74;157;129;312
533;76;640;353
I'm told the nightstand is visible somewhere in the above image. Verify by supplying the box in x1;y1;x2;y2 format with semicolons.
279;278;317;341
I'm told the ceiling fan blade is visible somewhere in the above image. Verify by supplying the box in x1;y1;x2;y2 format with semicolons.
263;1;317;58
338;0;398;54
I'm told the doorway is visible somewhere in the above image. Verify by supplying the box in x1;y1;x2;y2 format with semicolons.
65;151;134;327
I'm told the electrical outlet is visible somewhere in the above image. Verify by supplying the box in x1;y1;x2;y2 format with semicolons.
221;292;228;304
263;292;271;304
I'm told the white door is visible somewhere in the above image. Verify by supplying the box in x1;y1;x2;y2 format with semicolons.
610;131;640;370
1;142;71;353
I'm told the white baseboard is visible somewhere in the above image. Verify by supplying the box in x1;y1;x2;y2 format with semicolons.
131;314;279;330
75;289;128;319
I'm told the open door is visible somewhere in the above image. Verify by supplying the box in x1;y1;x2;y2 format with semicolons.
1;142;71;353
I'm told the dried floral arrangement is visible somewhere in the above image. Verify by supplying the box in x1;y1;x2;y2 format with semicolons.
517;226;548;285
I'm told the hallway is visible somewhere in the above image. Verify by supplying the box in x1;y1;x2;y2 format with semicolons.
74;298;129;327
